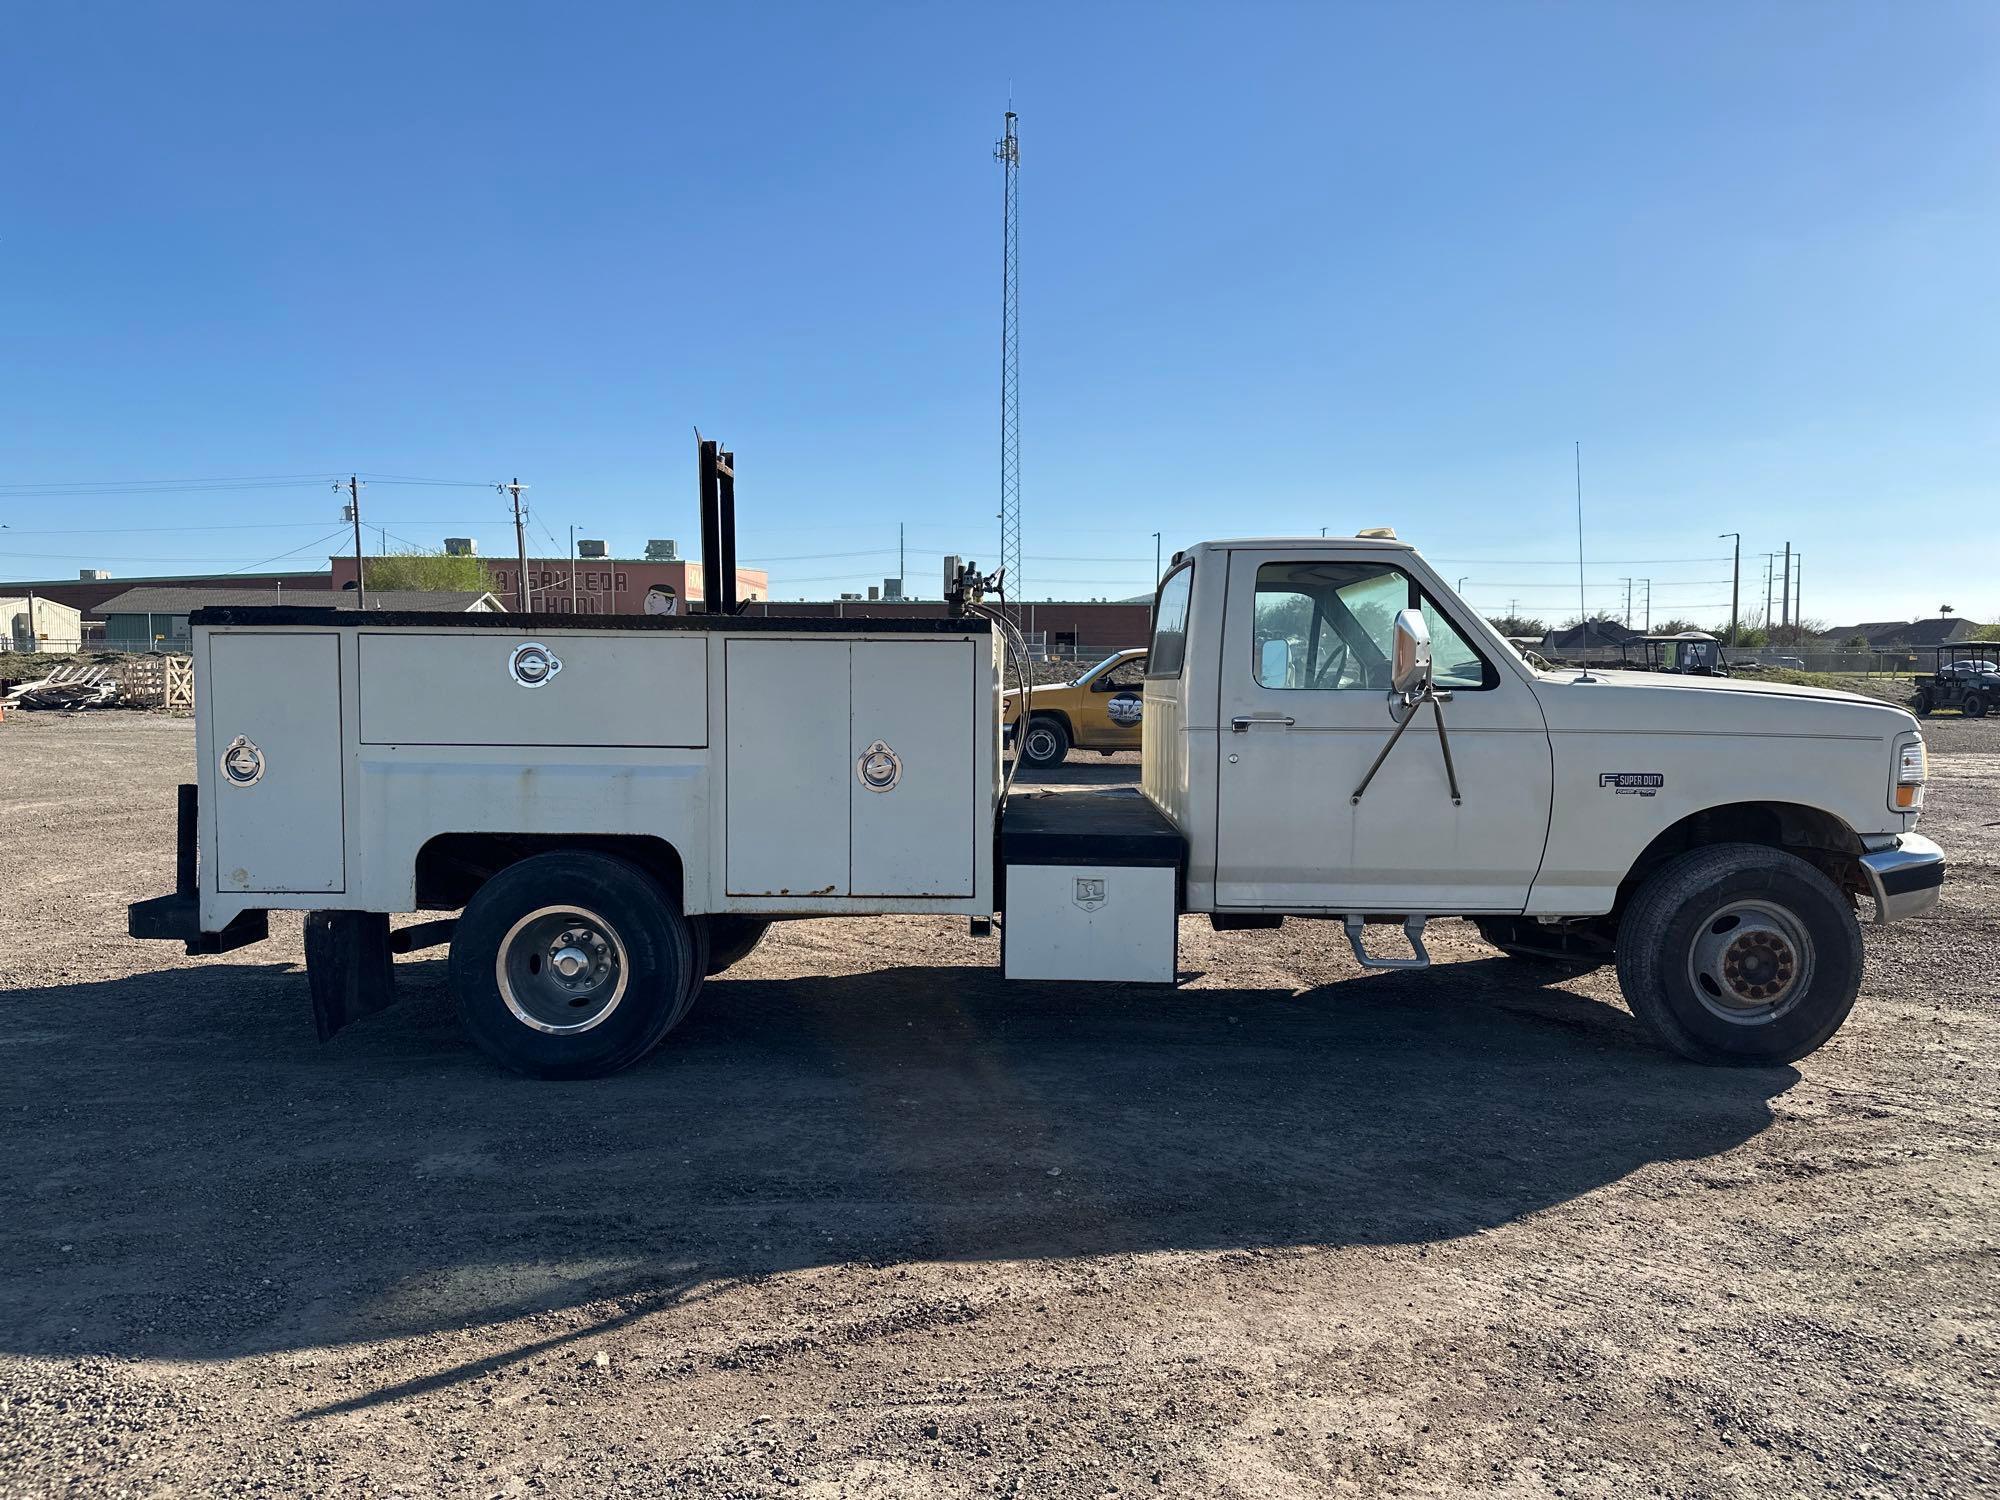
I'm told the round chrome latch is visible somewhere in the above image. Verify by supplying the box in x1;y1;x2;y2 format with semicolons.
221;735;264;787
857;739;902;792
508;642;563;688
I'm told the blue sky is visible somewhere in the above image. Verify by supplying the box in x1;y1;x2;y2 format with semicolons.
2;2;1993;627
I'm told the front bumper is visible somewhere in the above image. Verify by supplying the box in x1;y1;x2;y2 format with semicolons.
1859;832;1945;923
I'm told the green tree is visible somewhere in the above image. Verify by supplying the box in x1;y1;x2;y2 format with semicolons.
362;550;497;594
1485;613;1546;638
1971;622;2000;642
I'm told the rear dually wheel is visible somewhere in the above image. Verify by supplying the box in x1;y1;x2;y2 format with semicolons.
448;850;697;1079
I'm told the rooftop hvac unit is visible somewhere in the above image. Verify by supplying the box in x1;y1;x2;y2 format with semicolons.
443;538;478;557
578;539;608;559
645;539;680;561
867;585;880;601
79;568;111;582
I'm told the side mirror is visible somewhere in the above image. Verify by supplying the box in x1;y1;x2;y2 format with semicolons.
1391;608;1433;696
1259;637;1293;687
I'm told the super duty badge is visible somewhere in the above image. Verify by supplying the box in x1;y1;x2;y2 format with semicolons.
1600;772;1664;796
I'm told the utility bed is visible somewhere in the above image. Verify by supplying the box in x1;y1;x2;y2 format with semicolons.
180;605;1003;929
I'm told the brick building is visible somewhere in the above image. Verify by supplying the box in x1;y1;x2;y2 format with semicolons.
327;555;768;616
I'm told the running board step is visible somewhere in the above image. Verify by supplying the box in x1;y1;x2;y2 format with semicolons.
1342;915;1432;971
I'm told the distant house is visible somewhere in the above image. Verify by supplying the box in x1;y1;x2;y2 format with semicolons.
95;587;503;649
1546;618;1644;653
1823;617;1980;650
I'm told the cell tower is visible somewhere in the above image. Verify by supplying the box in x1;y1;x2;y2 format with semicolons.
995;109;1021;601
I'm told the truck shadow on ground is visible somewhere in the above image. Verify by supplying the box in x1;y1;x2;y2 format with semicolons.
0;953;1792;1394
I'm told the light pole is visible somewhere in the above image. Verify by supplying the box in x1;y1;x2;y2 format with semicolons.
1153;532;1162;586
1719;532;1741;645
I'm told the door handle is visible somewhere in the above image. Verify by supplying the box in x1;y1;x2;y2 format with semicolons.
1230;715;1295;732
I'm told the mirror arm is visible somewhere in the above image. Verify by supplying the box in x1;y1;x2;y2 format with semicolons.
1350;684;1463;808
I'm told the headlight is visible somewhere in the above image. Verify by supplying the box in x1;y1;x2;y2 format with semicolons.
1892;739;1927;811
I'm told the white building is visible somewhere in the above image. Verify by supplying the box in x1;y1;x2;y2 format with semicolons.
0;596;84;654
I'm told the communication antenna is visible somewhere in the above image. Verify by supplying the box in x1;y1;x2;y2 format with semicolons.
995;109;1021;604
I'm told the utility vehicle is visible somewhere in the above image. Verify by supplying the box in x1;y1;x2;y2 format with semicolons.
129;448;1944;1076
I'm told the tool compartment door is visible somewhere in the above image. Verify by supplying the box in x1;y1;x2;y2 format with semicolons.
357;632;707;747
726;639;851;897
850;640;976;897
208;632;345;893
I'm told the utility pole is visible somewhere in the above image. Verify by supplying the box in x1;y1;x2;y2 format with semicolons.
1793;554;1803;630
899;523;906;595
1642;579;1652;632
1719;531;1741;645
500;478;531;612
569;525;578;613
1621;576;1634;627
995;109;1022;603
1781;542;1792;633
1155;533;1164;585
338;475;367;610
1763;553;1776;631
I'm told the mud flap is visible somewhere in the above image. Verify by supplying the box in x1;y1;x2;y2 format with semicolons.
304;911;395;1042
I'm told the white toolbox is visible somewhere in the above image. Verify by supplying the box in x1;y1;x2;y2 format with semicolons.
1000;790;1183;983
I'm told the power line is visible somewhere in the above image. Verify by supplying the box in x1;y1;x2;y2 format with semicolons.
227;527;352;575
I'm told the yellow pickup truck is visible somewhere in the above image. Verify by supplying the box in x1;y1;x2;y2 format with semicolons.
1002;648;1148;768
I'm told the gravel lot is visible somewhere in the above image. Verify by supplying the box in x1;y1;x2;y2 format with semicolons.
1;714;1994;1498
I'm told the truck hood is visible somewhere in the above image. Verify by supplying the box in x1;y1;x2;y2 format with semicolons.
1530;669;1919;736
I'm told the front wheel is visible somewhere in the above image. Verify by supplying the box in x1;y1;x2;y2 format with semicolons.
1616;843;1863;1065
1963;693;1987;719
1018;715;1071;769
448;851;697;1079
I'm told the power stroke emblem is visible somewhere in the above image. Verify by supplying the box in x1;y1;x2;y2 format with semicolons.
1600;772;1664;797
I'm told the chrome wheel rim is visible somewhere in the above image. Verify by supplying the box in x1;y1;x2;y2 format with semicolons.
1686;899;1815;1025
496;905;628;1035
1023;726;1059;762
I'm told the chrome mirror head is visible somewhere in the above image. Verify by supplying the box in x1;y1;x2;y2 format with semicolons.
1391;608;1433;697
1259;637;1293;687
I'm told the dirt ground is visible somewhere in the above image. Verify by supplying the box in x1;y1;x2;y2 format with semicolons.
1;714;1994;1499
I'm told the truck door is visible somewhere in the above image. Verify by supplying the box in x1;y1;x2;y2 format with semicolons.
1212;550;1552;913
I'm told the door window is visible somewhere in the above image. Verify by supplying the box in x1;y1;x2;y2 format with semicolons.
1096;655;1146;690
1149;563;1193;677
1254;561;1494;691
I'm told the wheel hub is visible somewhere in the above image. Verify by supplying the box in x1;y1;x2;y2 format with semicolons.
497;907;627;1035
1687;899;1815;1024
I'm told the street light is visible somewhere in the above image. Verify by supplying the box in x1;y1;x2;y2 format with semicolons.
1718;532;1741;646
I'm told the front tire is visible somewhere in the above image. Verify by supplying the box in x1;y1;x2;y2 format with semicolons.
1018;715;1071;769
1963;693;1987;719
1616;843;1863;1065
448;851;697;1079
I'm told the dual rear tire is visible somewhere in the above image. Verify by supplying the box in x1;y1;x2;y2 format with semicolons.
448;851;706;1080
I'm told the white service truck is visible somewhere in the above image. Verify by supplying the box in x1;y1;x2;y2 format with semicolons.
130;520;1944;1078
